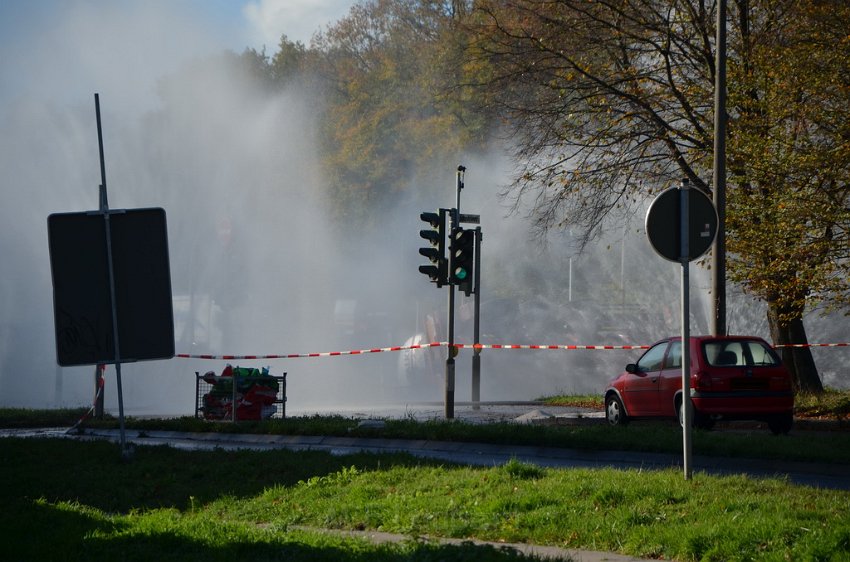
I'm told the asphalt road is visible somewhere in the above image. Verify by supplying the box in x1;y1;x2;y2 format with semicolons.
64;427;847;490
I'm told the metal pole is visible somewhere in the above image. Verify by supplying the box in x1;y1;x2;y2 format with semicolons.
232;371;237;422
620;222;626;309
472;227;482;410
95;93;129;459
680;179;693;480
446;282;456;419
95;93;108;420
445;167;465;419
456;165;464;217
711;0;727;336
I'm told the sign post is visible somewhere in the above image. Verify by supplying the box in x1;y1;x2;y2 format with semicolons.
679;185;692;479
48;94;175;459
645;179;718;479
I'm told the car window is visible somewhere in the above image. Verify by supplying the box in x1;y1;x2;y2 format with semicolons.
704;342;744;366
744;341;781;366
703;340;780;367
637;342;668;372
664;340;682;369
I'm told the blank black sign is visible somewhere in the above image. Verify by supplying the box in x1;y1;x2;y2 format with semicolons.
645;187;718;262
48;208;175;366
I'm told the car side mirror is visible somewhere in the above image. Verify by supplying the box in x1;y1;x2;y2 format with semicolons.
626;363;638;374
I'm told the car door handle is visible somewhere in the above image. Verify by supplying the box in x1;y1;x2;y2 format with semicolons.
651;377;658;383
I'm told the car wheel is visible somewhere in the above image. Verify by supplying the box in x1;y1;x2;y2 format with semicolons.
605;394;629;426
676;397;694;428
768;413;793;435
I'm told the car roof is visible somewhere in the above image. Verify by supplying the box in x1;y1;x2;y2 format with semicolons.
652;335;770;344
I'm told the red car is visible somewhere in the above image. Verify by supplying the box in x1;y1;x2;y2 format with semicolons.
604;335;795;434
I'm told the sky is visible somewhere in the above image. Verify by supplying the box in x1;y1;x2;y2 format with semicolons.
0;0;355;110
0;0;354;48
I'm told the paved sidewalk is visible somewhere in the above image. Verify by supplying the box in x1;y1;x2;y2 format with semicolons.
294;525;651;562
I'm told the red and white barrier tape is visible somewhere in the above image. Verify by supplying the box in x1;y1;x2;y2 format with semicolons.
176;341;446;360
774;343;850;348
176;342;651;360
175;340;850;360
66;364;106;434
459;343;651;351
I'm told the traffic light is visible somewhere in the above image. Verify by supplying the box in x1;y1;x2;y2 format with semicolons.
419;210;447;287
450;227;475;296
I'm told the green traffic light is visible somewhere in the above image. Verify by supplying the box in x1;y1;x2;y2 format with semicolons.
455;267;468;280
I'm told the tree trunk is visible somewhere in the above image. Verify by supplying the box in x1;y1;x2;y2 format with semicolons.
766;301;823;394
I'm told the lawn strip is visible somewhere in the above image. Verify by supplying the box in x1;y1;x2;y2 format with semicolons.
2;438;847;561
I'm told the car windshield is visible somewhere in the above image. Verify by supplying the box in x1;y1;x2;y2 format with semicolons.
703;340;781;367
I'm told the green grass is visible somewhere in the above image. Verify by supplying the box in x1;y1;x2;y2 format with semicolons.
1;438;848;561
0;407;91;428
1;439;548;561
538;394;603;409
542;388;850;421
796;388;850;420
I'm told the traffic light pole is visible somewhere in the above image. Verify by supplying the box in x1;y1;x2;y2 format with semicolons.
444;167;465;419
445;281;456;419
472;226;482;410
419;166;480;420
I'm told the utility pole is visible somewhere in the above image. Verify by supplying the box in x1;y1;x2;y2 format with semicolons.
711;0;727;336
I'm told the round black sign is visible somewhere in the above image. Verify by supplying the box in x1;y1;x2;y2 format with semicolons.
645;186;718;262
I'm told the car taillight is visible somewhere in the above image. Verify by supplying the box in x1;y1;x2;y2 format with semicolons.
693;371;711;389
